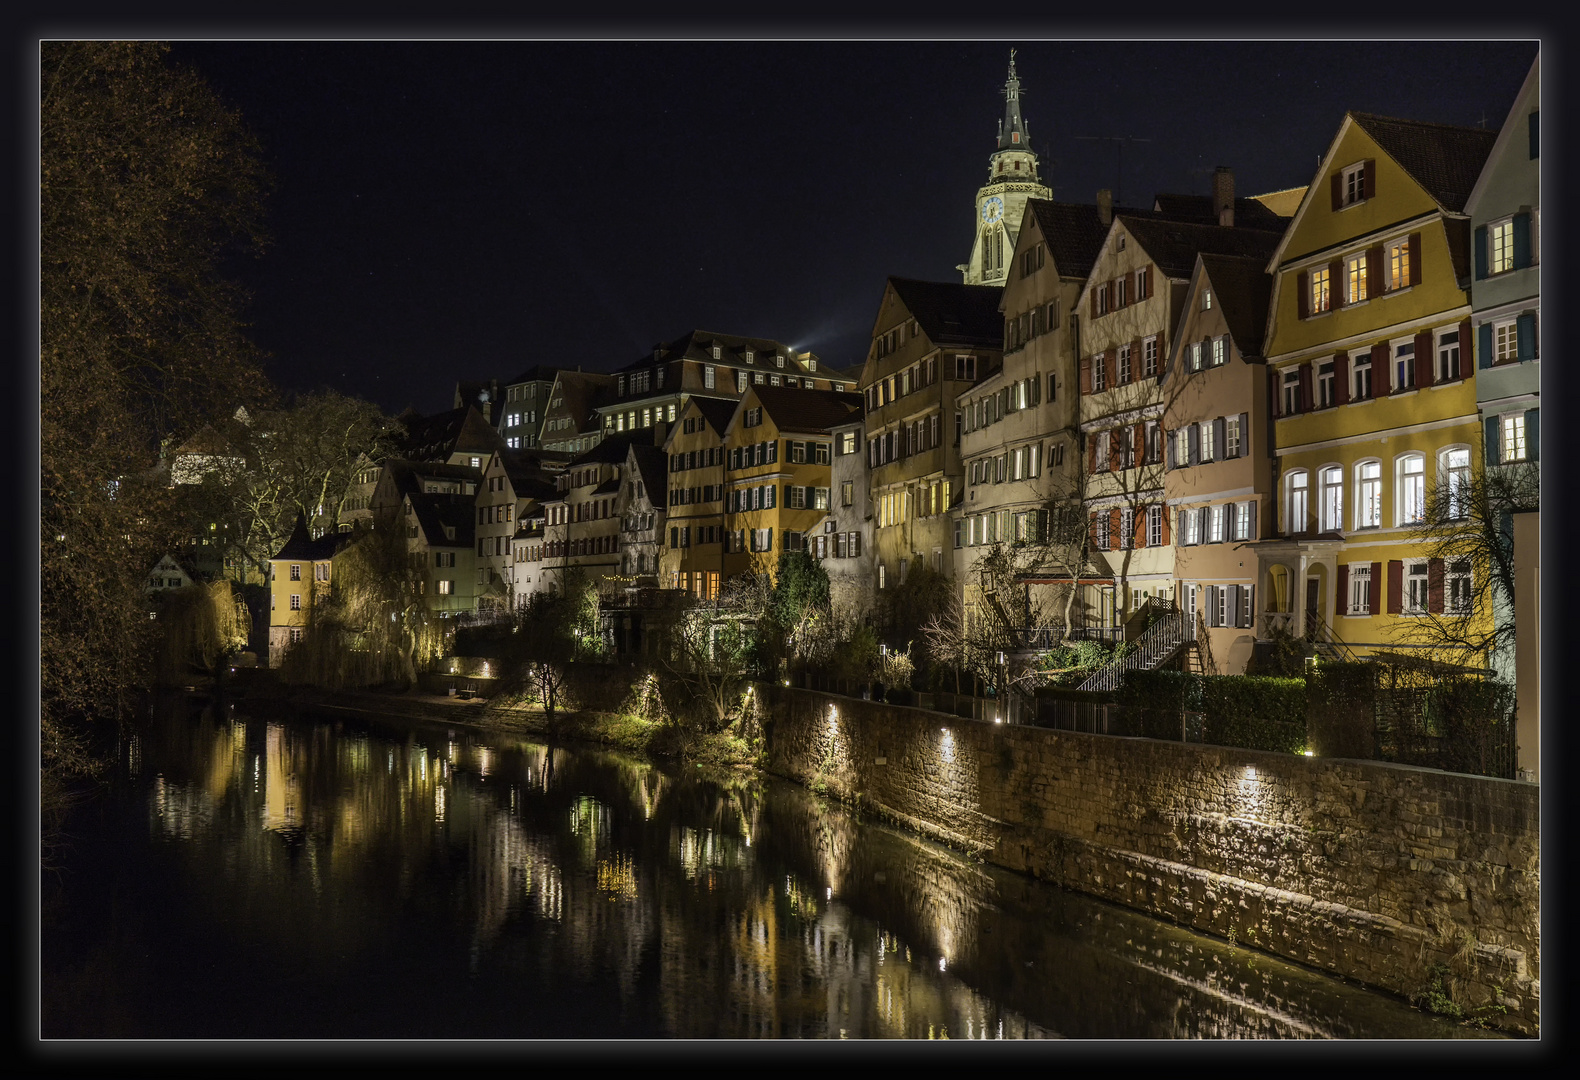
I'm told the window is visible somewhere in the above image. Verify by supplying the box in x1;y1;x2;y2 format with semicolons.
1346;253;1368;304
437;579;454;595
1174;428;1190;468
1225;416;1241;458
289;628;303;644
1388;238;1411;289
1143;338;1158;377
1317;360;1335;408
1145;421;1162;464
839;430;857;455
1502;414;1528;462
1095;512;1111;550
1494;320;1518;363
1397;454;1425;525
1404;561;1428;615
1234;501;1252;541
1446;559;1472;614
1310;267;1331;314
289;564;301;581
1430;329;1461;383
1189;342;1203;372
1181;507;1200;546
1388;341;1415;392
1118;508;1134;549
1348;564;1372;615
288;593;302;611
736;370;748;393
1202;289;1212;311
955;355;975;380
1319;466;1343;533
1147;505;1163;547
1208;504;1225;543
1351;351;1372;400
1096;284;1108;316
1489;219;1515;275
1199;420;1215;462
1342;161;1367;206
1355;460;1381;529
1118;345;1132;384
1282;370;1301;415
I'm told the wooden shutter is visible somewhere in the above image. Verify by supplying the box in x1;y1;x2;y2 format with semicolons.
1298;363;1313;412
1362;159;1376;200
1187;424;1200;466
1513;213;1532;269
1159;504;1172;545
1408;232;1422;286
1079;357;1092;395
1484;415;1500;466
1246;499;1257;541
1133;423;1146;467
1109;508;1122;548
1334;352;1351;406
1110;430;1124;472
1367;245;1384;297
1371;343;1391;396
1427;558;1444;614
1108;280;1117;311
1270;370;1283;418
1296;270;1310;320
1210;417;1224;460
1227;585;1242;627
1415;331;1434;387
1474;225;1488;279
1458;318;1472;375
1330;259;1345;307
1330;171;1343;211
1336;564;1349;615
1088;434;1097;474
1387;560;1403;614
1517;312;1537;361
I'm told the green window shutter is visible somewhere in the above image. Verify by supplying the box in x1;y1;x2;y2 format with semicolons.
1525;409;1539;462
1478;322;1494;369
1512;213;1532;269
1474;225;1488;279
1485;416;1500;467
1516;312;1537;361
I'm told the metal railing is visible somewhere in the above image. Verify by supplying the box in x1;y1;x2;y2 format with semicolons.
1075;603;1194;693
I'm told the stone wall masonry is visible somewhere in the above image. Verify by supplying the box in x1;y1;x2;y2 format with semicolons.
763;686;1540;1035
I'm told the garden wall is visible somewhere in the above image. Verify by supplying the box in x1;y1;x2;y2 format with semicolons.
764;687;1540;1034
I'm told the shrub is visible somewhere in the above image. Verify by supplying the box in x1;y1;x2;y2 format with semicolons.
1305;662;1377;760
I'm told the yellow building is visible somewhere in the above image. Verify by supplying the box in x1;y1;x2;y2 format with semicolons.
1258;112;1496;661
266;513;353;666
660;397;736;599
719;386;861;582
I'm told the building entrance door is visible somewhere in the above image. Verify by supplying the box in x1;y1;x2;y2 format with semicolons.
1306;577;1320;629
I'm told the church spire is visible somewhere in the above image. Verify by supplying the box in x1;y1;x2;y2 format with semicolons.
996;49;1029;151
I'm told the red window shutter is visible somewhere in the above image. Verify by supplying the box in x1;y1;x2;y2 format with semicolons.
1428;558;1444;614
1408;232;1423;287
1371;343;1391;397
1088;435;1097;474
1367;245;1384;297
1109;508;1122;544
1336;564;1349;614
1369;562;1382;614
1414;331;1434;386
1362;159;1376;200
1139;265;1150;298
1131;338;1143;382
1387;560;1403;614
1330;259;1346;307
1296;270;1310;319
1109;430;1123;472
1298;363;1313;412
1334;352;1350;406
1159;504;1171;545
1459;317;1472;375
1089;513;1100;549
1330;171;1343;211
1079;357;1092;395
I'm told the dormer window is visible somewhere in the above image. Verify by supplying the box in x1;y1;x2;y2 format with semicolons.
744;349;754;363
711;345;721;360
807;358;817;372
774;353;785;369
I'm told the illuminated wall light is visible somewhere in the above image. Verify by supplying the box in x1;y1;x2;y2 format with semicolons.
939;957;947;972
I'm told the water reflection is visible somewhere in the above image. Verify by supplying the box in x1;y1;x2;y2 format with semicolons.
41;695;1499;1040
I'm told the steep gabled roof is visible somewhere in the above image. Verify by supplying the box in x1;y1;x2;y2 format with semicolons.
1198;254;1274;359
380;459;481;499
627;443;669;510
567;429;648;468
408;491;475;549
1026;200;1160;280
886;278;1004;346
689;397;737;437
1151;193;1292;231
503;364;563;386
1119;216;1284;280
1349;112;1497;214
749;386;863;434
272;512;356;561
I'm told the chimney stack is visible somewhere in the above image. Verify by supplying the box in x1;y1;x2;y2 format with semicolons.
1213;166;1234;227
1097;188;1113;226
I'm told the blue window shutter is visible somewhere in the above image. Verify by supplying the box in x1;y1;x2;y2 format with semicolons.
1516;312;1536;360
1525;409;1539;462
1512;213;1531;269
1485;416;1500;466
1478;322;1494;369
1474;225;1488;279
1529;110;1539;158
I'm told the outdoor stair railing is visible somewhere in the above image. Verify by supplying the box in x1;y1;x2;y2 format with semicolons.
1307;614;1361;664
1075;602;1194;693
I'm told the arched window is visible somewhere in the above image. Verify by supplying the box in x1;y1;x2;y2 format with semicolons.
1283;468;1309;536
1319;465;1344;533
1353;459;1382;530
1439;446;1471;520
1396;453;1425;525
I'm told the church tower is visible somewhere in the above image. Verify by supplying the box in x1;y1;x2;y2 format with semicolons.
960;51;1052;286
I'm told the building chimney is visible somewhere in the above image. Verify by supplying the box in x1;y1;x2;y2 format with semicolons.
1213;166;1234;227
1097;189;1113;227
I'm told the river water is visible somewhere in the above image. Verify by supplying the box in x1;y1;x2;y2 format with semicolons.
40;696;1497;1040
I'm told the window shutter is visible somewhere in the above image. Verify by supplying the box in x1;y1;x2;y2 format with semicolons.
1236;413;1249;458
1525;408;1539;462
1371;343;1391;397
1362;159;1376;200
1246;499;1259;540
1298;363;1313;412
1367;245;1384;296
1387;560;1403;614
1335;563;1349;615
1110;430;1124;473
1367;562;1381;614
1108;280;1116;311
1458;318;1472;372
1516;312;1536;361
1205;585;1217;627
1296;270;1310;319
1484;415;1500;467
1270;372;1283;418
1474;225;1488;279
1529;110;1539;158
1198;507;1209;544
1228;585;1241;627
1415;331;1434;387
1408;232;1422;286
1330;259;1345;307
1212;417;1226;461
1512;213;1531;269
1478;322;1494;369
1088;434;1097;474
1089;513;1101;549
1330;171;1343;211
1187;424;1200;466
1109;509;1123;548
1133;423;1146;467
1427;558;1444;614
1335;352;1350;406
1160;505;1172;546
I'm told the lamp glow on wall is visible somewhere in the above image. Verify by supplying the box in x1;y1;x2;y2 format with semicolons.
940;727;955;764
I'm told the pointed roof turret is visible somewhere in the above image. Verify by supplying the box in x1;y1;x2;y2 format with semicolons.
996;49;1030;152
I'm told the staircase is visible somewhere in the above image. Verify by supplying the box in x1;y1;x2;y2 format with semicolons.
1076;602;1196;693
1306;615;1360;663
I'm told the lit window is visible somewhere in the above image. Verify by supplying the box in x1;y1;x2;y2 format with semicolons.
1211;338;1226;367
1208;504;1225;543
1310;267;1331;313
1202;289;1212;310
1234;501;1251;541
1199;420;1215;462
1388;238;1411;289
1189;343;1203;372
704;365;716;389
1225;416;1241;458
437;579;454;595
1354;460;1381;529
1398;454;1425;525
1502;414;1527;461
1490;219;1515;274
1346;253;1368;304
1494;320;1518;362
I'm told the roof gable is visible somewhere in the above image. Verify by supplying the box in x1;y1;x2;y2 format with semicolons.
1465;54;1539;217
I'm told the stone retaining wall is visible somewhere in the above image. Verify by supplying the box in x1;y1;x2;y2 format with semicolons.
763;687;1540;1035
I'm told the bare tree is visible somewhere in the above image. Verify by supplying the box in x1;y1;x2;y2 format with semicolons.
658;576;765;731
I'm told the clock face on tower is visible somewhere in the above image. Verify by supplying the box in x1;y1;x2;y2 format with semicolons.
980;196;1004;225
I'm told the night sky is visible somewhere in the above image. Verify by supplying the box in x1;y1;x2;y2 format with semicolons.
166;39;1539;418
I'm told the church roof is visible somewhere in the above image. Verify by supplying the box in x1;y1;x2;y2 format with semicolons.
995;51;1032;153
